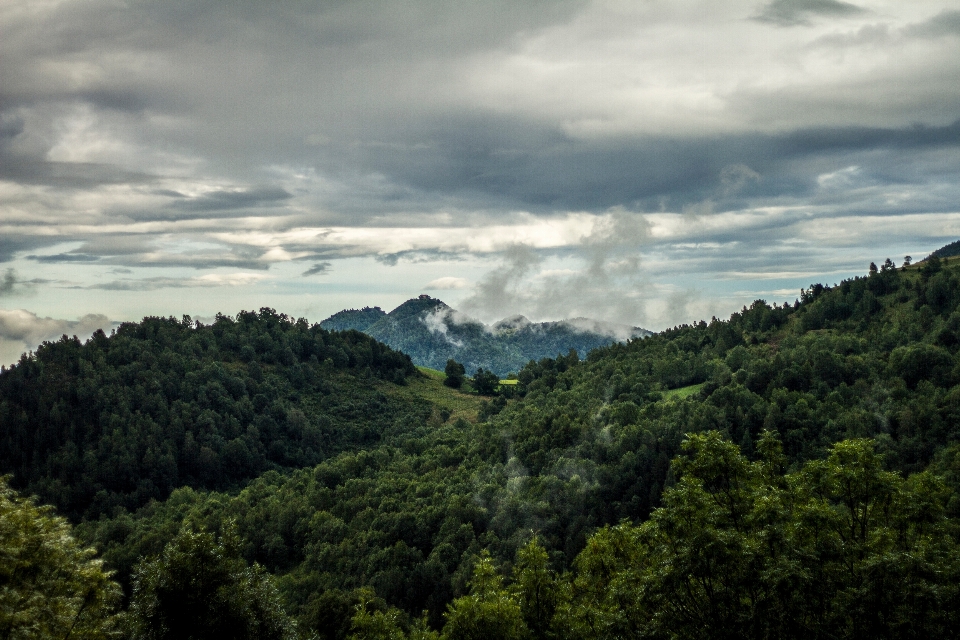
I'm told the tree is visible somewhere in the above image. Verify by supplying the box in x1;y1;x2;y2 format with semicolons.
444;359;465;389
0;476;122;640
127;523;298;640
472;368;500;396
347;589;407;640
441;552;528;640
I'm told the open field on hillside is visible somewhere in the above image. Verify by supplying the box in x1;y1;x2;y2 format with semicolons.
381;366;484;423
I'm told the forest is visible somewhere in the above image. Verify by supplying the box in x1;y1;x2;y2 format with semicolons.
3;252;960;639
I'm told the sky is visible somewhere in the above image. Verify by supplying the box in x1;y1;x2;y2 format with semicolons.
1;0;959;365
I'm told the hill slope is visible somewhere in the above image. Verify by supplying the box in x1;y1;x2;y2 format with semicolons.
930;239;960;260
0;309;422;520
320;295;650;375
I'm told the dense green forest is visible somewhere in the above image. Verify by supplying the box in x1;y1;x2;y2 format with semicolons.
3;252;960;638
320;296;649;377
0;309;420;520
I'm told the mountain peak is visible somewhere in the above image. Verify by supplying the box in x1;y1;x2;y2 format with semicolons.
493;315;532;331
387;296;449;320
320;297;650;375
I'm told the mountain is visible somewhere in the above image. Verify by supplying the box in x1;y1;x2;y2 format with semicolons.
74;251;960;638
319;294;651;375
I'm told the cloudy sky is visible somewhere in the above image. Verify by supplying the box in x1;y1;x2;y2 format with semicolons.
1;0;959;364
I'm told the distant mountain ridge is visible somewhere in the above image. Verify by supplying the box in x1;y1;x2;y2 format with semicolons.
320;295;651;376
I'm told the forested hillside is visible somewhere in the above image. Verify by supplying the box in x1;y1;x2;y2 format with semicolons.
320;295;649;376
4;253;960;639
0;308;420;520
320;306;388;333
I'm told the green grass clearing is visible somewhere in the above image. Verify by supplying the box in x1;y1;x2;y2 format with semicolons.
662;383;705;400
381;367;484;423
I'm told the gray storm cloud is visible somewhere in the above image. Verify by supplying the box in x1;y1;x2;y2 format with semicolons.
302;262;332;277
0;0;957;331
0;270;16;296
754;0;866;26
0;268;48;297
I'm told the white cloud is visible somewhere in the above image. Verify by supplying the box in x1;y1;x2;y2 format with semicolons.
88;272;269;290
0;309;114;366
425;276;471;289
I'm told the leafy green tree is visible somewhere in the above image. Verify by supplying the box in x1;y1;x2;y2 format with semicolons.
794;440;960;638
444;360;465;389
441;552;528;640
633;431;802;640
471;368;500;396
563;432;960;639
0;476;122;640
128;523;298;640
347;589;406;640
552;523;646;640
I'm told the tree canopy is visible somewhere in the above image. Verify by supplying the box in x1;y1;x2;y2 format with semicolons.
128;523;298;640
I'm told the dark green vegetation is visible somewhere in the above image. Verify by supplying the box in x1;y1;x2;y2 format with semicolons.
443;358;466;389
4;249;960;638
930;240;960;260
320;296;650;376
128;524;298;640
319;307;388;333
0;309;419;520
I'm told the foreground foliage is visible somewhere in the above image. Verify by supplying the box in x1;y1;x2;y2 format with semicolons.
561;433;960;639
128;524;299;640
0;476;122;639
339;433;960;639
